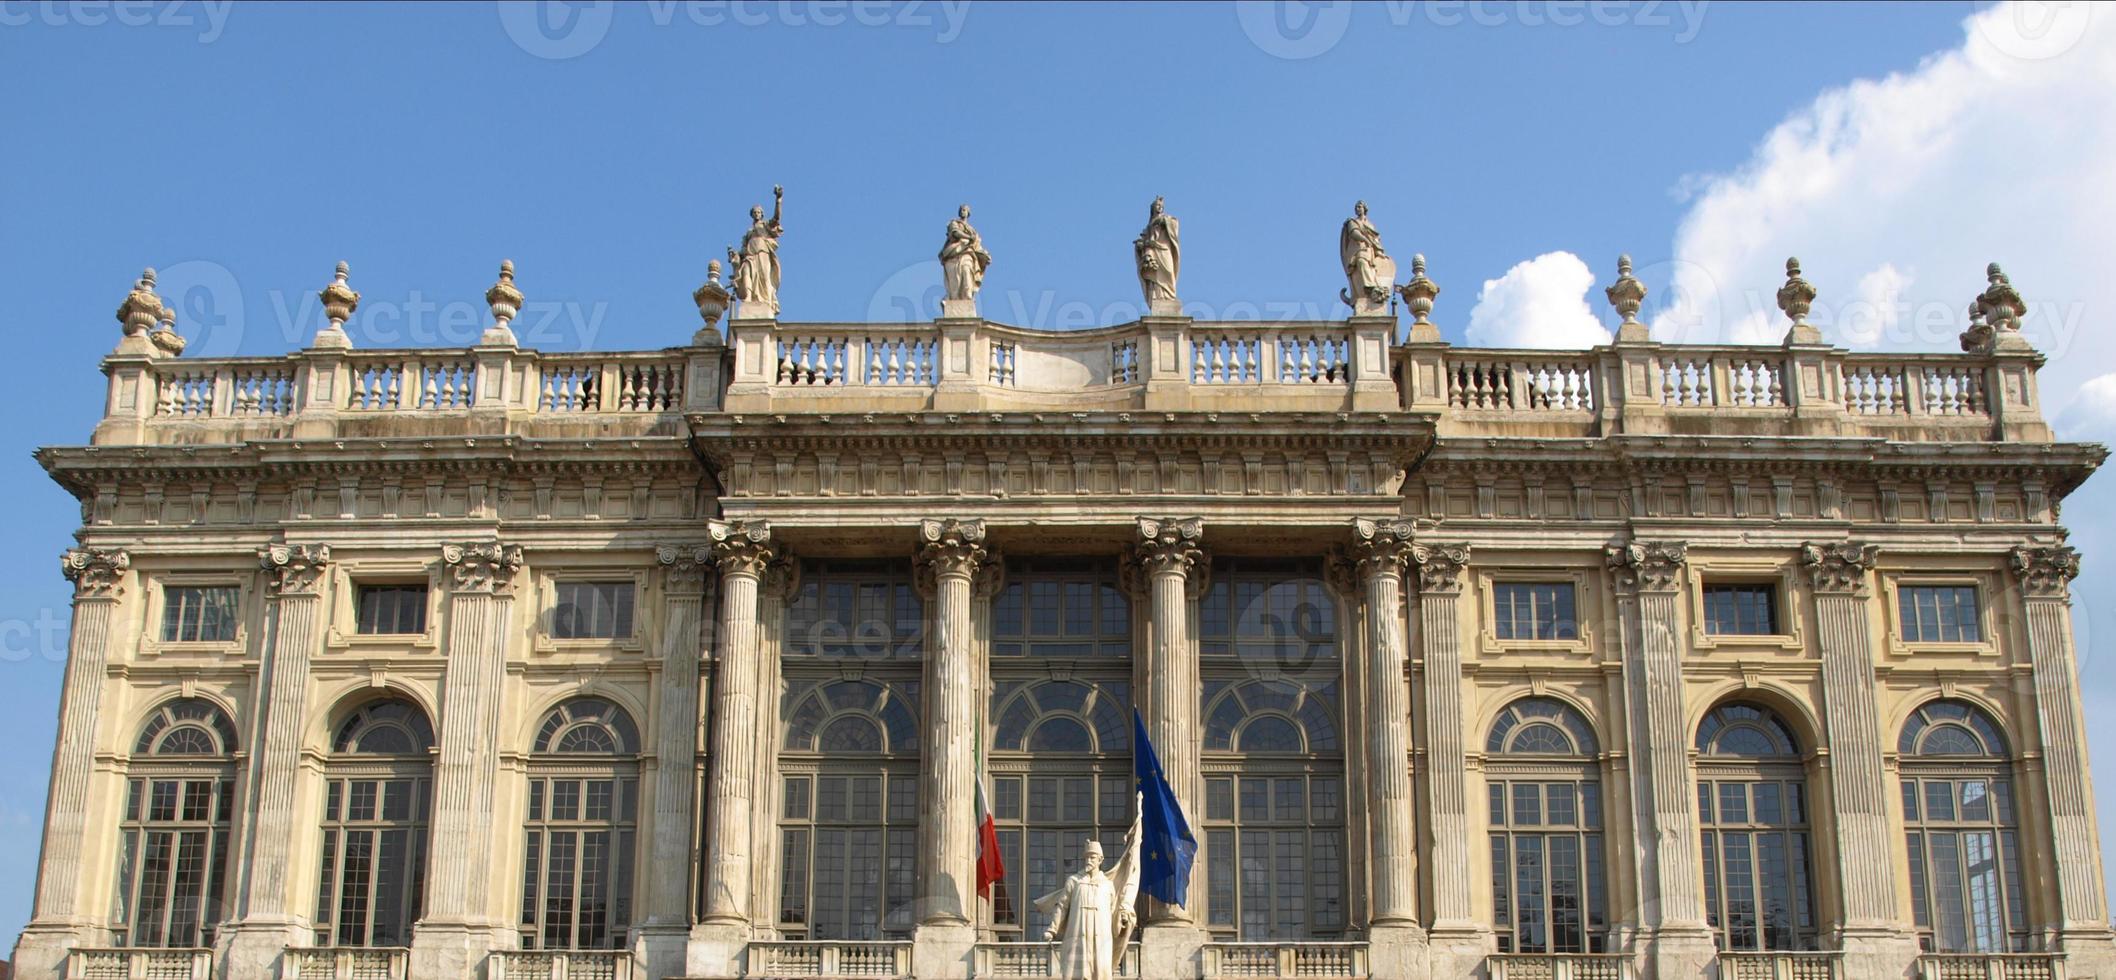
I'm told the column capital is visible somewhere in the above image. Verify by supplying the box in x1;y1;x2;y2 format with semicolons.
1132;516;1205;578
1800;541;1879;596
915;518;991;585
707;518;776;578
441;542;524;594
656;543;713;595
60;547;130;600
1351;518;1418;580
2012;542;2081;600
1606;540;1688;594
1410;541;1471;595
259;543;333;596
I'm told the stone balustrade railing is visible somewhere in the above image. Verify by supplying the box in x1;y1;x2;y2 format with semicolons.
279;947;410;980
1719;951;1844;980
1486;952;1637;980
971;941;1140;978
744;940;912;978
1199;941;1369;979
64;948;214;980
489;949;635;980
1917;954;2068;980
91;316;2050;446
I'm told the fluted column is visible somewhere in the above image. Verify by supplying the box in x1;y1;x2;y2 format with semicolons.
27;549;129;927
637;545;712;976
1132;517;1206;926
2011;544;2111;937
1409;537;1473;934
1608;541;1713;980
1350;521;1420;930
1800;543;1898;927
236;544;332;923
699;519;776;928
911;519;993;980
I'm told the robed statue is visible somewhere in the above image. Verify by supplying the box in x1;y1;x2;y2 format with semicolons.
1340;200;1396;315
939;204;992;311
730;185;785;317
1035;802;1143;980
1133;196;1181;311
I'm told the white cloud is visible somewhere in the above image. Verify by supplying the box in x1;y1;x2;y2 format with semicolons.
1463;251;1613;349
2057;372;2116;443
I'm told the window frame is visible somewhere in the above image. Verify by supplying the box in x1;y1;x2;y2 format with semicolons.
535;571;648;651
146;577;247;652
986;676;1136;937
1686;562;1805;651
325;564;441;652
775;675;924;941
1694;702;1819;953
1897;699;2027;953
314;698;436;949
353;583;433;637
115;697;242;949
1478;570;1595;653
1886;574;1998;657
519;698;643;952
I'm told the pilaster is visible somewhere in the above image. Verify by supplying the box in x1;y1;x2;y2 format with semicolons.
1409;535;1479;978
911;518;992;980
635;544;713;980
691;519;777;980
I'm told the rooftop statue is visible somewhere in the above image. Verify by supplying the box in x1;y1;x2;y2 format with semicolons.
1340;200;1395;316
939;203;992;316
730;185;785;318
1133;196;1181;314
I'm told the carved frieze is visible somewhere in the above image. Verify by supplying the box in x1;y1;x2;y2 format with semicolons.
1800;542;1878;596
60;547;130;599
260;543;334;596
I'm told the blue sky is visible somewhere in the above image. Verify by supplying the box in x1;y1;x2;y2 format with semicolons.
2;0;2110;950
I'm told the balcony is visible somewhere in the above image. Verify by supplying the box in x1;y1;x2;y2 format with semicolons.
490;949;636;980
1487;952;1635;980
972;941;1140;977
746;940;913;978
1918;953;2068;980
280;947;410;980
1200;941;1369;978
1719;951;1844;980
64;948;213;980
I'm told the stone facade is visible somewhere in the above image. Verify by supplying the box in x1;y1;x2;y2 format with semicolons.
12;259;2114;980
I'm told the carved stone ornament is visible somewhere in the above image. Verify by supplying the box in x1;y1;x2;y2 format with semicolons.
1350;517;1417;579
443;542;525;594
1132;517;1204;578
1410;541;1471;595
1799;542;1878;595
1978;262;2025;334
115;268;166;338
61;547;130;599
2011;543;2080;600
1397;254;1439;326
657;543;714;595
1605;540;1688;594
1605;254;1647;325
260;543;333;596
1777;257;1817;326
916;518;990;584
707;518;776;577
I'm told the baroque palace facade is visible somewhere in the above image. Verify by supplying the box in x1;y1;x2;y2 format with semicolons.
12;243;2114;980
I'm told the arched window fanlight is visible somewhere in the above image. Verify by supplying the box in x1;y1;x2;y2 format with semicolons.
992;680;1130;754
135;697;239;756
1486;697;1600;756
1695;702;1801;758
1899;699;2008;758
1202;678;1339;754
533;697;641;755
783;679;921;754
332;698;437;755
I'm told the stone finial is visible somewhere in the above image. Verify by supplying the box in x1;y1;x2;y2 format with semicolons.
1397;254;1439;328
482;259;521;347
115;267;167;338
692;258;731;346
1959;297;1991;353
1605;254;1647;326
315;260;359;350
149;305;187;356
1777;256;1821;345
1978;262;2024;333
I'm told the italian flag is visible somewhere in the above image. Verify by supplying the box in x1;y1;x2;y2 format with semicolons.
975;736;1006;902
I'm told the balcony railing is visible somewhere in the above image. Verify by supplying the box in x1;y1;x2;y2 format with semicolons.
490;949;635;980
65;948;213;980
746;940;913;978
1918;953;2068;980
972;941;1140;977
1487;952;1636;980
1719;951;1844;980
1200;941;1369;978
281;947;410;980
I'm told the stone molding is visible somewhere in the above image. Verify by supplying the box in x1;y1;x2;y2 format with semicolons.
441;542;524;594
656;544;714;595
1800;541;1879;596
1605;540;1688;594
707;518;775;578
259;543;333;596
2012;543;2081;600
60;547;129;599
1410;541;1471;595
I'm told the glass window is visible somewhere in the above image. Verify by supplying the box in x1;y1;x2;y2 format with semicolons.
1492;583;1578;641
316;698;434;948
777;678;921;939
552;581;634;639
356;585;429;635
1899;586;1981;644
1900;699;2024;952
991;560;1129;658
520;700;640;950
1486;698;1606;953
1702;585;1778;636
1198;561;1336;670
988;679;1134;937
161;586;239;643
783;561;924;659
1696;702;1814;951
1202;665;1345;938
118;698;240;948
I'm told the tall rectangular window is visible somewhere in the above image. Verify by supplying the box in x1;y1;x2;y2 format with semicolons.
356;585;429;635
1703;585;1778;636
1488;779;1606;953
117;776;234;947
552;582;634;640
161;586;239;643
1899;586;1981;643
1492;583;1578;641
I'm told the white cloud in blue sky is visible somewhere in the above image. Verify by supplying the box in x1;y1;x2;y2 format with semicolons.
1464;251;1613;349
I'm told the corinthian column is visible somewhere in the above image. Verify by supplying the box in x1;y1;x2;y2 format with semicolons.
691;520;776;978
18;549;129;975
636;545;712;978
226;545;333;975
1350;521;1431;976
1607;541;1713;980
412;542;523;978
1132;517;1205;926
2011;544;2114;949
912;519;991;980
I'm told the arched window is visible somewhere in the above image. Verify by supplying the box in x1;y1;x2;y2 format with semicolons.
1696;702;1817;952
1899;700;2026;952
1485;698;1609;954
118;698;238;947
777;677;922;940
521;697;641;950
1201;667;1347;940
988;678;1134;938
316;696;433;948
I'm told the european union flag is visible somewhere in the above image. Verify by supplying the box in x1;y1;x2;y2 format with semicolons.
1133;709;1198;906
